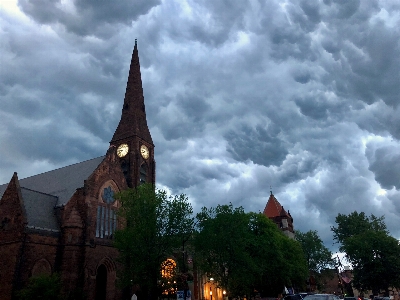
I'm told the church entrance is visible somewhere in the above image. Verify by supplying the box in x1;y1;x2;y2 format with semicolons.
95;264;107;300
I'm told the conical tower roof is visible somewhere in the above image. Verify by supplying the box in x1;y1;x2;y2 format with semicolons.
110;40;153;145
263;192;290;218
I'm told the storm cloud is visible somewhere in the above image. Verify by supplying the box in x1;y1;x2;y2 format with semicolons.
1;0;400;251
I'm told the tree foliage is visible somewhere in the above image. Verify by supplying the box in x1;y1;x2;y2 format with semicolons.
16;273;61;300
331;211;400;294
114;184;194;300
295;230;334;290
194;204;308;298
295;230;333;273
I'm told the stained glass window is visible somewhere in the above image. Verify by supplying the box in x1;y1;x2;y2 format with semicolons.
96;186;117;239
161;259;176;279
102;186;114;204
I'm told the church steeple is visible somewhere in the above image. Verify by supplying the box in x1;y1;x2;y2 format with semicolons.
111;40;153;145
109;41;155;188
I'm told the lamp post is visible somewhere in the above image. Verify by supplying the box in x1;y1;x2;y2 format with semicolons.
223;290;226;300
181;219;201;300
210;290;212;300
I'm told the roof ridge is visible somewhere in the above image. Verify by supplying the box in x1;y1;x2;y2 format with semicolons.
20;187;59;199
18;156;105;181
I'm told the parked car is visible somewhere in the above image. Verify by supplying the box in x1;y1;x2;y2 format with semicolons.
344;297;357;300
299;293;315;299
284;295;304;300
303;294;341;300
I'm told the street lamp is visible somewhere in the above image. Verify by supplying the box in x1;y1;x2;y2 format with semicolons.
210;290;212;300
181;219;202;300
223;290;226;300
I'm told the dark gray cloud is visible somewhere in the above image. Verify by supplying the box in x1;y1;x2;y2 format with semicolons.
226;123;288;167
18;0;160;37
367;144;400;190
1;0;400;252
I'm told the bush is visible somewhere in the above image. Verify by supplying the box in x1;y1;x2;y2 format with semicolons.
17;273;61;300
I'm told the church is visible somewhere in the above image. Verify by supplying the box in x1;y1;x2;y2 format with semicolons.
0;42;296;300
0;41;155;300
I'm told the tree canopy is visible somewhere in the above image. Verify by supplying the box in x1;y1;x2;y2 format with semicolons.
194;204;308;298
114;184;194;300
331;211;400;295
295;230;334;290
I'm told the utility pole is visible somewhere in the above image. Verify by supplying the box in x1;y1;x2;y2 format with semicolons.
183;238;188;300
335;255;344;296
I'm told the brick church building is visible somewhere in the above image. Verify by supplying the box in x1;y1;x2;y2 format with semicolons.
0;41;155;300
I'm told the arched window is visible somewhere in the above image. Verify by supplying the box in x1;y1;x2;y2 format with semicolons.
161;258;176;279
140;164;147;185
160;258;177;295
31;259;52;277
96;185;118;239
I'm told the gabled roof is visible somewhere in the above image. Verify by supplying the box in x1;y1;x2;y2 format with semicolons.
263;192;290;218
0;156;104;207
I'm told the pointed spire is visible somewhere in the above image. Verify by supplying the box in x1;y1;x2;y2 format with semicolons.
1;172;27;226
111;40;153;144
123;39;143;111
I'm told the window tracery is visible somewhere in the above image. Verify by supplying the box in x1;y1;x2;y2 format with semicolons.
96;184;118;239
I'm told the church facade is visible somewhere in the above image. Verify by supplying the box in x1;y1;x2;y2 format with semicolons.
0;41;155;300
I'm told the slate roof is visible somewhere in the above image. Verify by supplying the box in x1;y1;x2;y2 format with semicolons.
21;188;59;231
0;156;105;229
1;156;104;206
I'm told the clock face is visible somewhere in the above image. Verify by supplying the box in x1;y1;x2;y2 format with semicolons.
140;144;149;159
117;144;129;158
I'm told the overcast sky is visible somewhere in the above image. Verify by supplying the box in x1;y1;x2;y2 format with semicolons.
1;0;400;251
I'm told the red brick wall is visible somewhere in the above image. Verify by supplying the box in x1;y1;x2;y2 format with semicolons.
0;242;21;300
0;174;27;300
0;152;142;300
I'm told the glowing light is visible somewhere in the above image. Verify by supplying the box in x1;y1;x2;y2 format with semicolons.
161;258;176;278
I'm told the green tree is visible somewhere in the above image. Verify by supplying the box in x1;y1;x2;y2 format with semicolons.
249;213;308;296
331;211;400;295
114;184;194;300
194;204;308;298
295;230;334;289
194;204;251;297
16;273;61;300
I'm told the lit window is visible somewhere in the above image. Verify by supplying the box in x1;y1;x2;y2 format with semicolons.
161;258;176;279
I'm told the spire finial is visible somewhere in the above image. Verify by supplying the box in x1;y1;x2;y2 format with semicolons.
270;185;273;195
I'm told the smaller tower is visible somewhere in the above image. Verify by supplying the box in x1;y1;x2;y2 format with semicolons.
263;191;294;238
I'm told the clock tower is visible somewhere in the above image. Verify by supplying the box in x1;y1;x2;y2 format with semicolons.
110;40;155;188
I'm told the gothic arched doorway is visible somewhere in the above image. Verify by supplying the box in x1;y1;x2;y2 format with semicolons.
95;264;107;300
